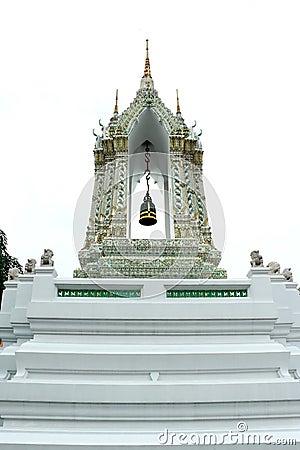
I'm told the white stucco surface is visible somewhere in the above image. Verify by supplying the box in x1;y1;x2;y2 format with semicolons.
0;267;299;448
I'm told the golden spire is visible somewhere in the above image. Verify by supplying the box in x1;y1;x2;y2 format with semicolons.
143;39;152;79
140;39;154;90
176;89;181;114
114;89;118;114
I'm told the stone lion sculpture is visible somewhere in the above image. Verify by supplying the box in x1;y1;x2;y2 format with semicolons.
282;268;293;282
40;249;54;266
25;258;37;274
250;250;264;267
267;261;281;274
8;268;20;281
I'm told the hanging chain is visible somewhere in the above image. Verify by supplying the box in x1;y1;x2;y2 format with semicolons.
144;141;151;196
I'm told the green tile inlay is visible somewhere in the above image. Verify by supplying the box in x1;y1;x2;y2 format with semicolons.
166;289;248;298
58;289;141;298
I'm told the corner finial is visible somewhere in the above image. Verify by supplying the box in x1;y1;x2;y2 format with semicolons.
114;89;118;115
144;39;152;79
176;89;181;114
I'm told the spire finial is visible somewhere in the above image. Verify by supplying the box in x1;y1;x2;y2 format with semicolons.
144;39;152;79
140;39;154;90
114;89;118;115
176;89;181;114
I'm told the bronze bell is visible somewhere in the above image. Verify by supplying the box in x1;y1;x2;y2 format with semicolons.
139;194;157;226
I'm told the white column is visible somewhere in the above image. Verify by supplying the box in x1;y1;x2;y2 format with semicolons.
0;281;19;380
31;266;58;302
269;274;293;344
10;274;35;342
0;281;18;346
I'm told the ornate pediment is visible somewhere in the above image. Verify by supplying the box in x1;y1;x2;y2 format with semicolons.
108;87;190;137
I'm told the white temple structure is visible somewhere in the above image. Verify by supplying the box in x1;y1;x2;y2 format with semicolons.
0;41;300;449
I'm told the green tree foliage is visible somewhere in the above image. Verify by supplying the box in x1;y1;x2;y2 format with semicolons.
0;230;23;302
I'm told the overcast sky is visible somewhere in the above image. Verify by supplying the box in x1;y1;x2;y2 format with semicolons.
1;0;299;282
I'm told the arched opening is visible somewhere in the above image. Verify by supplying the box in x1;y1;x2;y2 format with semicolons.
128;108;174;239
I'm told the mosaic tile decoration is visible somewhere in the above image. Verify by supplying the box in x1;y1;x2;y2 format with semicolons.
57;289;141;298
166;289;248;298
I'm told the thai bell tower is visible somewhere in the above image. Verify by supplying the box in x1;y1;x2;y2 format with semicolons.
0;40;300;450
77;40;226;279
